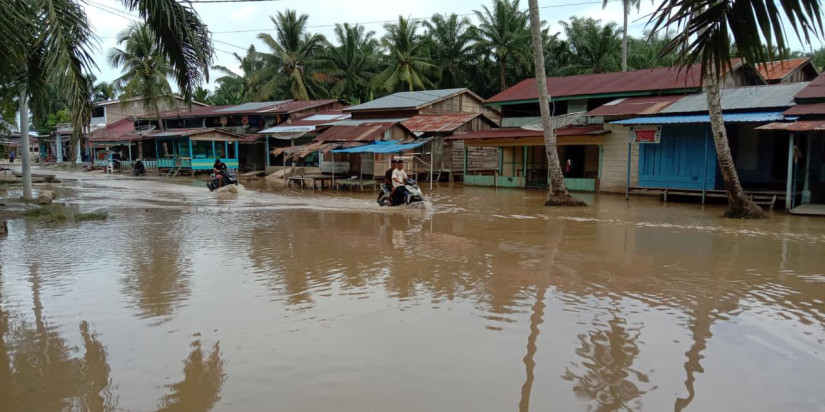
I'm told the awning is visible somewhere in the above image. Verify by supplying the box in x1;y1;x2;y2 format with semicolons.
611;112;794;125
271;141;361;161
259;125;316;135
332;138;432;154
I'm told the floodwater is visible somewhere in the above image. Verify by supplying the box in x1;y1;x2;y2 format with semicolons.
1;171;825;411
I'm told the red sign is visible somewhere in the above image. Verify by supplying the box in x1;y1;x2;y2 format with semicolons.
630;126;661;143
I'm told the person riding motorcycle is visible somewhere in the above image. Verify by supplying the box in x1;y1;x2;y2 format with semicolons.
391;161;409;206
213;159;227;186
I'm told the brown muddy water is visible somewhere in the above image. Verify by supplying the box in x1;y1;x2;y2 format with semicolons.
1;170;824;411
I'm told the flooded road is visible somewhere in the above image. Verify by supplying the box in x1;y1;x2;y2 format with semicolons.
1;171;824;411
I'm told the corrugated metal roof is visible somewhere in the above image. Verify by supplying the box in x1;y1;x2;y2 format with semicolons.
153;105;235;119
151;128;245;139
585;95;685;116
485;63;713;104
756;58;812;82
611;112;792;125
449;125;606;141
260;99;340;114
344;88;467;112
756;120;825;131
259;111;351;134
324;118;408;126
660;83;807;113
401;113;483;133
88;118;144;142
214;101;291;113
784;103;825;116
794;73;825;100
332;138;432;154
314;124;397;142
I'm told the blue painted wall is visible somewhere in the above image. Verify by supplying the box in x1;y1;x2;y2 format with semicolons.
638;124;717;190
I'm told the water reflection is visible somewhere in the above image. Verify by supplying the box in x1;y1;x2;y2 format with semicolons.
158;340;226;412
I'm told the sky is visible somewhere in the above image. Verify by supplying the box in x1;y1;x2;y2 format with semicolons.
83;0;820;91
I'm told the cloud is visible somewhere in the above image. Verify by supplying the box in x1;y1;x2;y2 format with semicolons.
230;5;258;23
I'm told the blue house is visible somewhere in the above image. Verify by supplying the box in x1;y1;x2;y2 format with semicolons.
605;82;809;204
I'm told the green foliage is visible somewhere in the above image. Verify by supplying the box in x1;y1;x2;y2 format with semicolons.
324;23;379;103
37;109;71;135
474;0;532;91
558;17;621;74
372;17;436;93
23;205;107;223
423;14;477;89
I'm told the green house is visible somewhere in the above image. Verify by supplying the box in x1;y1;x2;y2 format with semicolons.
152;128;243;171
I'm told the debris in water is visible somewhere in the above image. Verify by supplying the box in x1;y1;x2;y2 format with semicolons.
215;184;245;194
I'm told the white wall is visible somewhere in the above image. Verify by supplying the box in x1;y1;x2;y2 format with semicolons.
600;123;639;193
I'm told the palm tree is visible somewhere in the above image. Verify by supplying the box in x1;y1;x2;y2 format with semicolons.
109;22;174;131
560;17;621;74
423;14;477;89
212;45;263;104
603;0;641;72
474;0;532;92
372;16;436;93
649;0;823;218
254;10;327;101
324;23;379;103
0;0;212;200
626;31;679;70
92;81;117;102
527;0;585;206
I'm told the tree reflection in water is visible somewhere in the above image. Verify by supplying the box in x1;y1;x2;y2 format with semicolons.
562;313;651;412
158;340;227;412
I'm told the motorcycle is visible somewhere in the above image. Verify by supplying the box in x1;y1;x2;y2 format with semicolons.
377;178;425;206
207;168;238;191
132;160;146;176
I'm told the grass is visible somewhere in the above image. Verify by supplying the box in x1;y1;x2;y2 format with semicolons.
23;205;108;223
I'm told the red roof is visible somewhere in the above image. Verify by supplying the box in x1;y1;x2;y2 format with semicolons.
402;113;486;133
585;95;685;116
314;124;396;142
88;118;143;142
756;58;812;82
450;125;605;141
784;103;825;116
794;73;825;100
262;99;341;114
486;64;709;104
153;105;234;119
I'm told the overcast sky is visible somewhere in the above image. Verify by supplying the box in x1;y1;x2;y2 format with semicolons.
84;0;819;91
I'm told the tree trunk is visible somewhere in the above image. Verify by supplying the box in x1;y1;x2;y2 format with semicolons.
702;67;765;218
527;0;585;207
499;57;507;92
19;92;33;201
622;0;628;72
156;107;165;131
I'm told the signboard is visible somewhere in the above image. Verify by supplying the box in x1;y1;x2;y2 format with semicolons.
630;126;662;143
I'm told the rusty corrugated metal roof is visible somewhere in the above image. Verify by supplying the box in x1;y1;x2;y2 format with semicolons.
402;113;484;133
757;120;825;131
756;58;812;82
486;64;709;104
585;95;685;116
794;73;825;100
261;99;341;114
313;124;396;142
449;125;606;141
784;103;825;116
88;118;143;142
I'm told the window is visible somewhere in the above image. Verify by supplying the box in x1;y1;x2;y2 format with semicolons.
227;142;236;158
193;141;212;158
215;142;227;158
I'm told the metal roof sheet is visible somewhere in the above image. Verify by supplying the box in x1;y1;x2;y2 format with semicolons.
611;112;792;125
794;73;825;100
585;95;685;116
660;83;808;113
757;120;825;131
314;124;397;142
401;113;483;133
784;103;825;116
756;58;812;82
214;101;291;113
345;88;468;112
448;125;606;140
88;118;144;142
486;63;710;104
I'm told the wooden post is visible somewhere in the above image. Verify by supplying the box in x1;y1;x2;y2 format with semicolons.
625;139;632;200
785;133;795;211
702;127;709;204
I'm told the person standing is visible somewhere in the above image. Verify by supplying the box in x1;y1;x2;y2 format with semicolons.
8;150;14;163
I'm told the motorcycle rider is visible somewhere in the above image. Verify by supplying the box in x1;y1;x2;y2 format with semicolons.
391;160;409;205
213;159;227;187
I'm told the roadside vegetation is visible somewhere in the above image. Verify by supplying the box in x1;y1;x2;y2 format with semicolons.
23;205;108;224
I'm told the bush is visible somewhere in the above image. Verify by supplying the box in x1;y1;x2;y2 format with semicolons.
23;206;108;223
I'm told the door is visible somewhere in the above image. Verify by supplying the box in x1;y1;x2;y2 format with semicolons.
638;124;717;190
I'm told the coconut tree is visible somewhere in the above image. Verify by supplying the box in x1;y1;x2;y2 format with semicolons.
474;0;532;92
603;0;642;71
372;16;436;93
527;0;586;206
423;14;478;89
649;0;823;218
110;22;175;131
212;45;264;104
561;17;621;74
254;10;327;101
325;23;379;103
0;0;212;200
